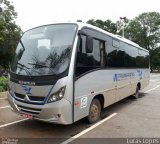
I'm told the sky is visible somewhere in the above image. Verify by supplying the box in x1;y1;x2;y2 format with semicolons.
12;0;160;31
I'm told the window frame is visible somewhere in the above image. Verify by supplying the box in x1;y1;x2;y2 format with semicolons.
75;33;106;78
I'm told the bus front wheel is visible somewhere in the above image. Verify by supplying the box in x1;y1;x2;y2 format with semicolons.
87;98;101;124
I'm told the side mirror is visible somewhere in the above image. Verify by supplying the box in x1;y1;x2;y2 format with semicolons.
3;38;22;56
17;47;25;60
86;36;93;53
3;40;9;55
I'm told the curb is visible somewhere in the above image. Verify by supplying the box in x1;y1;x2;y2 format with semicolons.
0;91;7;98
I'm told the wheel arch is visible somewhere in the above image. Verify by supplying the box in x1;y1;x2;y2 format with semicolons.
93;94;104;110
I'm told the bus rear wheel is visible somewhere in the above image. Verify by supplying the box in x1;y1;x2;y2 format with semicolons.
87;98;101;124
134;86;139;99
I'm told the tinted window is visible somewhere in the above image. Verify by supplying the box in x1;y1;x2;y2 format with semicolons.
93;39;101;65
105;37;115;67
144;51;149;68
105;39;149;68
123;43;137;68
76;36;102;77
78;28;149;69
106;38;125;67
136;50;149;68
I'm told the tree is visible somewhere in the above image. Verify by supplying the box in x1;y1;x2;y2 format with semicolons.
125;12;160;50
0;0;22;69
77;20;83;22
124;12;160;71
87;19;117;34
150;48;160;72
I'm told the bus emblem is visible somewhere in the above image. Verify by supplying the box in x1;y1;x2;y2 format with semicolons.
24;94;30;102
22;85;32;95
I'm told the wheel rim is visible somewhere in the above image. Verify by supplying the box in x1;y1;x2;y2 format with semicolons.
90;103;99;121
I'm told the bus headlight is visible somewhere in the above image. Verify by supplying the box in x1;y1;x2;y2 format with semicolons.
47;87;66;103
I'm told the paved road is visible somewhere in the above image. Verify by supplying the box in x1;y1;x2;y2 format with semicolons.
0;73;160;144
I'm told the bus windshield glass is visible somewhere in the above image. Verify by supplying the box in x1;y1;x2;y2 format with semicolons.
11;24;77;76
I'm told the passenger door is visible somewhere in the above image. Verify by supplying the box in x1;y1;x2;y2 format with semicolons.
74;34;106;122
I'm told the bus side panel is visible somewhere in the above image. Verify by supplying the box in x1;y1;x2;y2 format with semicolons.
116;80;132;101
139;69;150;90
74;70;116;122
74;68;150;122
116;69;150;101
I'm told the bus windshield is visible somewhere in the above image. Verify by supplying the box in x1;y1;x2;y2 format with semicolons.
11;24;77;76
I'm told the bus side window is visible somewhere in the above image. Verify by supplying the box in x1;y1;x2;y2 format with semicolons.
77;36;82;53
76;36;104;77
76;35;87;76
100;41;106;67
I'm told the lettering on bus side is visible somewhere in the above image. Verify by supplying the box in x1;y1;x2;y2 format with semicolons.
137;70;143;80
113;72;135;82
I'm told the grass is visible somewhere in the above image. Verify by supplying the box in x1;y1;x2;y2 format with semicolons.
0;76;8;92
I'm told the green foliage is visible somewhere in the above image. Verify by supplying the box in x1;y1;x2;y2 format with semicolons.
77;19;82;22
87;19;117;34
125;12;160;50
150;48;160;72
0;0;22;69
0;76;8;92
124;12;160;71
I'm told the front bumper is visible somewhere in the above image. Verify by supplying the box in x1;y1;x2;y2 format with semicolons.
7;92;73;124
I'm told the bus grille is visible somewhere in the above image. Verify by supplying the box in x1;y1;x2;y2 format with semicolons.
14;93;46;102
17;105;41;115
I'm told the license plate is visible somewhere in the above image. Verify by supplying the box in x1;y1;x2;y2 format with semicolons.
21;113;33;119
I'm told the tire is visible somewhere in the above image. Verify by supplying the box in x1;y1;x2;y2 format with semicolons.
134;86;139;99
87;98;101;124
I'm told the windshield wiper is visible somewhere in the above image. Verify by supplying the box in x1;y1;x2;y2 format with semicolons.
17;62;42;76
17;62;31;77
28;62;55;73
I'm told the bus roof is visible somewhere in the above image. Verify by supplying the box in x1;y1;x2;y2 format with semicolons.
75;22;148;52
